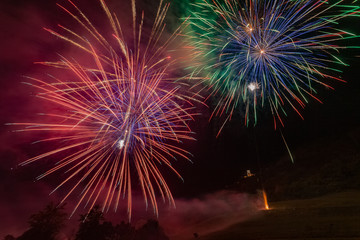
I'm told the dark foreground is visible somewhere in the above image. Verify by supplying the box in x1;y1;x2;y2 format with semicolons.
200;191;360;240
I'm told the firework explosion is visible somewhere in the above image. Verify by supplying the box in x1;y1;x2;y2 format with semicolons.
9;0;196;219
186;0;360;130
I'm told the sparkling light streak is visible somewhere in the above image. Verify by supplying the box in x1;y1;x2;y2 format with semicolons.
262;189;270;210
186;0;360;130
10;0;197;219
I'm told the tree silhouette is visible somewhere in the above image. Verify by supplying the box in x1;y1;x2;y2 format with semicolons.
17;203;67;240
4;204;169;240
75;205;119;240
134;219;169;240
75;206;136;240
109;221;135;240
75;206;105;240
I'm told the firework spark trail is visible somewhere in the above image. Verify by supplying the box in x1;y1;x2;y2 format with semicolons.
9;0;198;220
186;0;360;131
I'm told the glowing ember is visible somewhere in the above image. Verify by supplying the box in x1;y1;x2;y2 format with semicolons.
118;139;125;149
248;83;258;91
262;189;270;210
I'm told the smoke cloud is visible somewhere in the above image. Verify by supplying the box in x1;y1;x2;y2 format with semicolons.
159;191;262;240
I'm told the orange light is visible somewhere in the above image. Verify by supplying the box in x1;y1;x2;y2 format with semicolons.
262;189;270;210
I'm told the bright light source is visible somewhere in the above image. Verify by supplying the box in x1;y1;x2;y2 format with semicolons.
263;190;270;210
118;139;125;149
248;83;257;91
245;24;253;32
260;49;265;54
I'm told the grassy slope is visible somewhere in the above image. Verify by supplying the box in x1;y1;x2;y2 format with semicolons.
261;127;360;201
201;191;360;240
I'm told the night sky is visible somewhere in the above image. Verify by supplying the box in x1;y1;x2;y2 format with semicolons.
0;0;359;238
